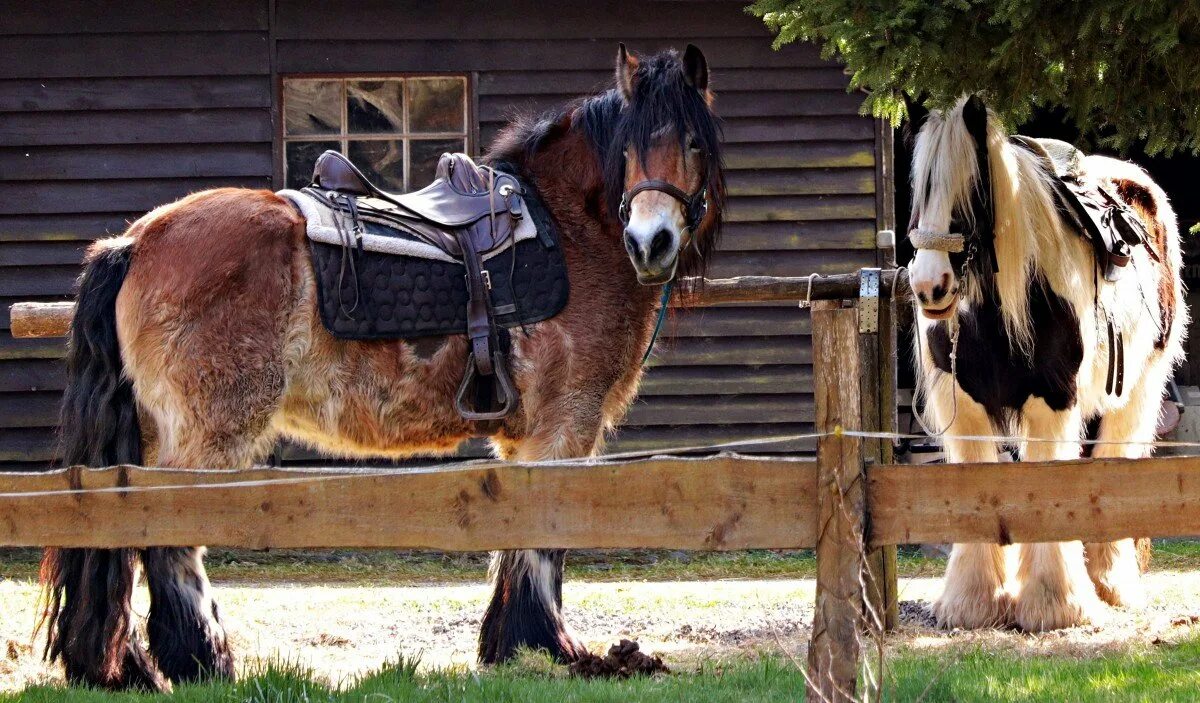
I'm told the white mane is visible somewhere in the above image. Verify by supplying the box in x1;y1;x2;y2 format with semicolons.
910;97;1078;353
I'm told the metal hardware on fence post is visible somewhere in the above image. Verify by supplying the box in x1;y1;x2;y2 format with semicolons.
858;267;881;334
807;299;866;703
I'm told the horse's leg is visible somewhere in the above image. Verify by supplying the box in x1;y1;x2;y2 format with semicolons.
138;426;277;683
478;422;597;664
1012;399;1105;631
39;548;167;691
1084;373;1165;608
930;384;1012;629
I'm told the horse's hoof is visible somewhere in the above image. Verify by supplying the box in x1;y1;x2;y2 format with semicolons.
1013;583;1107;632
1092;573;1147;610
931;587;1013;630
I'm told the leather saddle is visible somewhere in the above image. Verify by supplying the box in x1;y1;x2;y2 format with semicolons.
1010;136;1149;282
308;150;524;422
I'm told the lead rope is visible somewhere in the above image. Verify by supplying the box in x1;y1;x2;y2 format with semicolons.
641;281;674;364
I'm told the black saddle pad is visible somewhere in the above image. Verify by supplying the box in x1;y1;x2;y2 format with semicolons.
308;176;569;340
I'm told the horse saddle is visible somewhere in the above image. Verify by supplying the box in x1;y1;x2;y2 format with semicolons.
1011;136;1150;282
280;151;569;424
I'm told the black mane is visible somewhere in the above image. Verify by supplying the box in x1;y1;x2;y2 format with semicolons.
486;48;725;279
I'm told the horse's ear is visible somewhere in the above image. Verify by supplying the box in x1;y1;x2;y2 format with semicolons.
682;43;709;92
962;94;988;143
902;92;930;130
616;43;639;101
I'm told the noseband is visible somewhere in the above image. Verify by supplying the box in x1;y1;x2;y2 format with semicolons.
618;179;708;235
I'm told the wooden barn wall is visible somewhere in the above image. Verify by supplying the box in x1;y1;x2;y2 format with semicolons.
0;1;274;468
0;0;881;467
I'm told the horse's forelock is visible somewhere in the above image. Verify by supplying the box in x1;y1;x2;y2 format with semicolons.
601;50;726;278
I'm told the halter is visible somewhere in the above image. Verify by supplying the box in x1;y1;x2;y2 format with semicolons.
618;179;709;235
618;179;709;365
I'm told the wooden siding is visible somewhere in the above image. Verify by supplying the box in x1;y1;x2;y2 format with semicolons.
0;0;273;465
0;0;879;466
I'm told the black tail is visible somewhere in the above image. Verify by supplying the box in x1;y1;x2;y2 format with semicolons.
39;242;166;691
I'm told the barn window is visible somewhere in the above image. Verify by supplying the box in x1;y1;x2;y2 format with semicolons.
281;76;469;191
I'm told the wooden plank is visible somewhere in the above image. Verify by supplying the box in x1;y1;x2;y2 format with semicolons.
651;337;811;367
0;456;819;550
0;334;64;360
720;116;876;143
276;0;776;41
0;392;59;428
0;177;272;215
725;195;877;222
0;34;270;79
2;0;268;33
0;359;64;393
0;428;57;462
479;90;864;122
0;268;79;297
0;241;87;267
668;307;811;337
0;77;271;112
0;214;137;242
278;37;829;73
625;394;813;425
1;110;272;147
724;141;875;170
0;144;272;182
638;365;811;396
807;300;864;703
706;250;878;278
478;67;849;96
868;455;1200;546
719;221;876;252
727;168;875;197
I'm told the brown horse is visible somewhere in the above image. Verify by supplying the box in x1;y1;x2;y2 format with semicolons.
39;44;725;690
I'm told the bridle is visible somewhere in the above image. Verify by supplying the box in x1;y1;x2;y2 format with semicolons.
618;179;709;243
618;175;711;364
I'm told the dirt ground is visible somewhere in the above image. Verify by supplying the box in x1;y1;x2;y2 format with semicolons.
3;568;1200;692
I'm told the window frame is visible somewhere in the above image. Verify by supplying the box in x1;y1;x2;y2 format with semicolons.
276;72;477;192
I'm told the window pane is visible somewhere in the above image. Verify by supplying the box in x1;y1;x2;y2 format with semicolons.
284;80;341;135
347;79;404;134
286;140;340;189
410;138;466;186
349;140;405;191
408;78;465;133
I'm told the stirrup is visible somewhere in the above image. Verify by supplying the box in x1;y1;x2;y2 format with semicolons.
455;350;518;421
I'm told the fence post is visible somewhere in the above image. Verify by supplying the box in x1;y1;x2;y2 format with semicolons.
862;288;900;631
807;299;866;703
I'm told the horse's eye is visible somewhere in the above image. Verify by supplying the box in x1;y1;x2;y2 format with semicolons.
687;138;701;152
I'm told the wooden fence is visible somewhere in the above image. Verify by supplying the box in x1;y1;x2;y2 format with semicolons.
9;269;1200;702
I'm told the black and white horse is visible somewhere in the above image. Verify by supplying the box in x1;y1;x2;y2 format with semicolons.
908;96;1185;631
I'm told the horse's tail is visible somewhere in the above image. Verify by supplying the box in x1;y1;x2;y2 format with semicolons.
39;239;162;689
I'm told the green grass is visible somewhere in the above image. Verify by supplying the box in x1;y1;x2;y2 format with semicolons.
4;540;1197;586
8;636;1200;703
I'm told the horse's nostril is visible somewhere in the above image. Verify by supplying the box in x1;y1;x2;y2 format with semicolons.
648;228;673;262
932;284;946;301
623;232;638;258
917;291;929;305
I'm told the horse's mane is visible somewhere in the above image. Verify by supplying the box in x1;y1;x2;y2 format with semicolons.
486;49;725;279
911;97;1067;354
